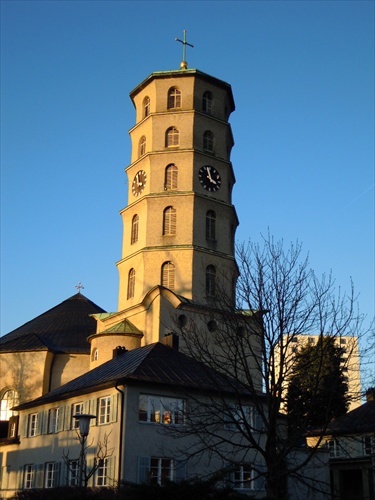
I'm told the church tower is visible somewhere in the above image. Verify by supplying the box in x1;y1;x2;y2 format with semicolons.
117;64;238;311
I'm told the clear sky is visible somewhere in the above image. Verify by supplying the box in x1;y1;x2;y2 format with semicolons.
1;1;374;369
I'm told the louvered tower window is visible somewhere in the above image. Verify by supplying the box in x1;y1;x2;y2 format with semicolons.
206;210;216;240
202;91;212;114
203;131;214;153
143;96;150;118
206;265;216;297
165;164;178;190
127;268;135;299
131;214;139;244
139;136;146;157
163;206;176;235
165;127;179;147
161;261;175;290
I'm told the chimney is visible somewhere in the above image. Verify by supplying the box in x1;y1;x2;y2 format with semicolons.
365;388;375;402
113;346;127;358
162;332;179;350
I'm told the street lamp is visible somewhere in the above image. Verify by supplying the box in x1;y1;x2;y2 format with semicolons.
73;413;96;487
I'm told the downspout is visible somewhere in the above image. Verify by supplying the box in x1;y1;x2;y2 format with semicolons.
115;381;125;486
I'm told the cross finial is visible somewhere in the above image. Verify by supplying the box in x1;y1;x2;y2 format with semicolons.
175;30;194;70
75;282;84;294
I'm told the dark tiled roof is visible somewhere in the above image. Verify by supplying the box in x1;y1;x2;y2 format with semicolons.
325;400;375;435
0;294;105;354
16;342;253;410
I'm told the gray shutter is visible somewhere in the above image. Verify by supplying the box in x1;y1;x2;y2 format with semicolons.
110;394;118;423
90;399;97;426
87;459;95;487
65;405;72;430
106;456;115;486
35;464;44;488
18;466;24;489
37;411;45;435
174;459;186;482
57;407;65;432
22;414;28;438
137;456;150;484
42;410;49;434
61;460;68;486
54;462;61;486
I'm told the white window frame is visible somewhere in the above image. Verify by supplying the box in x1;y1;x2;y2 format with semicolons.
24;465;34;489
96;458;108;486
28;413;38;437
363;436;375;456
328;439;341;458
72;402;84;430
0;389;19;420
68;460;79;486
45;462;57;488
98;397;111;425
139;395;184;426
233;464;255;490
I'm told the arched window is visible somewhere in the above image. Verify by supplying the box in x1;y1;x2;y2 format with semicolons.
92;348;99;362
127;268;135;299
165;164;178;190
202;91;213;114
143;96;150;118
203;131;214;153
168;87;181;109
206;210;216;240
161;261;175;290
163;206;176;235
131;214;139;244
206;265;216;297
165;127;179;147
0;390;19;420
139;136;146;157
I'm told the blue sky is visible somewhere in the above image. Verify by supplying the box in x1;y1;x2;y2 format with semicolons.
1;1;374;370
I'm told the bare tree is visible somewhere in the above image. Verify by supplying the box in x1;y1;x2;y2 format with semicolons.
174;234;369;499
62;431;114;487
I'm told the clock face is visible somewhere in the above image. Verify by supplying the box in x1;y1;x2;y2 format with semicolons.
199;165;221;192
132;170;147;196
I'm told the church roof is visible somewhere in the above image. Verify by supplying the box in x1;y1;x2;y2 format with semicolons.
0;293;105;354
15;342;254;410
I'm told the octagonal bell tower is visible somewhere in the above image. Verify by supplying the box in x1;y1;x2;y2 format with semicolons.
117;67;239;311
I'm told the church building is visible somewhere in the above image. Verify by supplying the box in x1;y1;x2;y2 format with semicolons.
0;53;273;497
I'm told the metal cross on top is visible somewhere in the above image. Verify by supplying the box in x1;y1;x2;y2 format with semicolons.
175;30;194;69
75;282;84;294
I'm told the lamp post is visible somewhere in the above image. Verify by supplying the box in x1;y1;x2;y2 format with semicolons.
73;413;96;487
